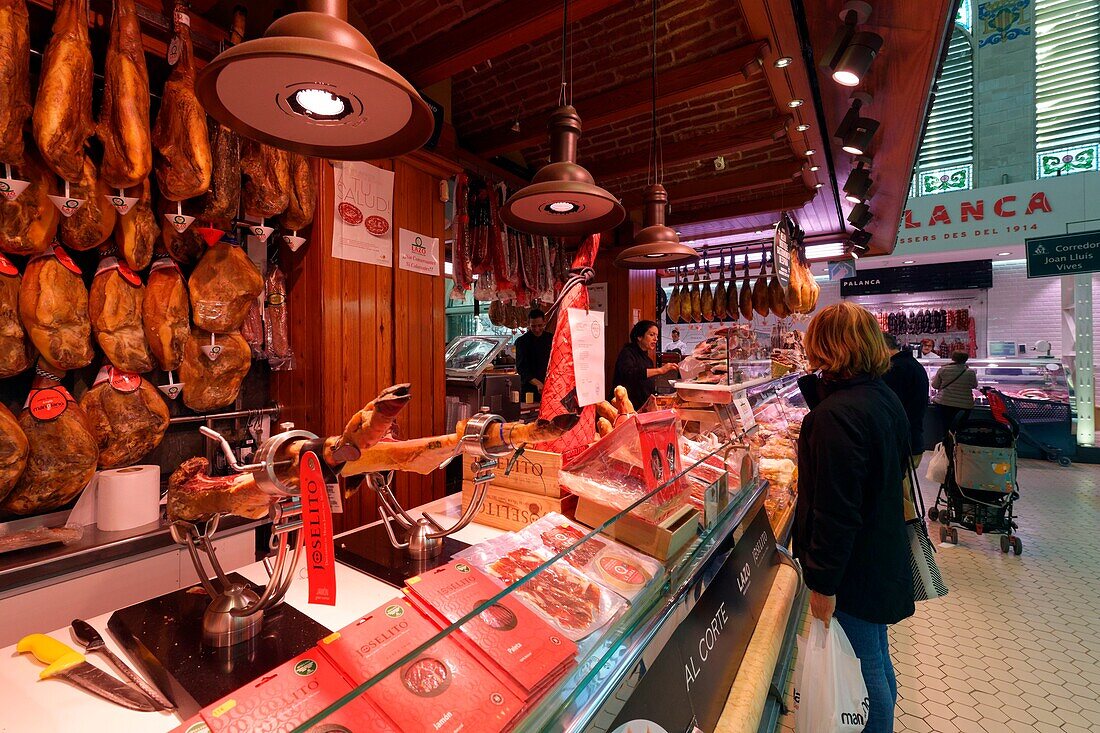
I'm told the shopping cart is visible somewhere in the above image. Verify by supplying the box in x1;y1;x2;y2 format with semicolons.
929;412;1024;554
983;387;1073;466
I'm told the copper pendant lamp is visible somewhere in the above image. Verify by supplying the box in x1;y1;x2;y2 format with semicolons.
614;0;699;269
500;1;625;237
195;0;434;160
615;184;699;268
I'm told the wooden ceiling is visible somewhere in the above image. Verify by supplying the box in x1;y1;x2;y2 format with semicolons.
203;0;956;255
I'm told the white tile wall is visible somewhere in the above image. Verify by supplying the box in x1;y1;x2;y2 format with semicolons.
816;266;1100;364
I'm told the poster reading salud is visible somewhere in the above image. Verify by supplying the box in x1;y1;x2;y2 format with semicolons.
397;228;440;276
331;162;394;267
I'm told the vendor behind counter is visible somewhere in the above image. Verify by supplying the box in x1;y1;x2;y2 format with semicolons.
515;308;553;400
613;320;678;409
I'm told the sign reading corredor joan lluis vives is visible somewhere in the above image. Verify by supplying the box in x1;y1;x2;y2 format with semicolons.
1026;231;1100;279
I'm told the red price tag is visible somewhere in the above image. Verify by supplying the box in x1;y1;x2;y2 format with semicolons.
53;246;82;275
29;388;70;421
301;451;336;606
117;262;141;287
0;253;16;276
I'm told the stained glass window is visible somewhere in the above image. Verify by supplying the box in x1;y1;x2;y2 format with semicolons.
1036;144;1100;178
917;164;973;196
956;0;973;32
914;28;974;195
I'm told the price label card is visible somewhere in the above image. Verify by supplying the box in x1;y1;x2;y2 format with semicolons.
568;307;605;408
733;394;756;431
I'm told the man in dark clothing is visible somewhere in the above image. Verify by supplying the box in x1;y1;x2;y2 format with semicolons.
881;332;930;454
515;309;553;400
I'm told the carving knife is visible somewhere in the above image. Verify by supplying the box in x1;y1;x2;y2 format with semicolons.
71;619;176;711
17;634;158;712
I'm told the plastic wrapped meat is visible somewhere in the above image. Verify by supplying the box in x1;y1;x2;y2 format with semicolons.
264;264;292;368
179;329;250;411
240;297;263;357
188;241;264;333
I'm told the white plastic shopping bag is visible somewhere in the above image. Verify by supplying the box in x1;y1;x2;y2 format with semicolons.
792;619;869;733
925;442;949;484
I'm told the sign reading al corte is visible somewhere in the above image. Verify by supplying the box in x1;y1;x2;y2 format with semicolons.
1026;231;1100;278
895;171;1100;253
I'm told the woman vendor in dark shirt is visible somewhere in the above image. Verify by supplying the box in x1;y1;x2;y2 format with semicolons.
612;320;677;409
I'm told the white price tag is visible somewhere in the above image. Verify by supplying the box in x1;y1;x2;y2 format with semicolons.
568;307;605;407
733;394;756;430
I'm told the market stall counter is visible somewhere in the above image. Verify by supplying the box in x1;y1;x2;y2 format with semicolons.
0;424;803;732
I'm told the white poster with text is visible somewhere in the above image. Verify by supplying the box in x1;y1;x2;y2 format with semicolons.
398;228;440;276
332;162;394;267
568;307;606;407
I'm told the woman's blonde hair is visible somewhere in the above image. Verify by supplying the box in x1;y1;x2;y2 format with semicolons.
804;302;891;378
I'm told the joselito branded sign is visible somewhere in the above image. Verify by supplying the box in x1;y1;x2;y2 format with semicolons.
895;171;1100;252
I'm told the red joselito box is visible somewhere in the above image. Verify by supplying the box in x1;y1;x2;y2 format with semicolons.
405;561;578;700
197;649;399;732
319;597;524;733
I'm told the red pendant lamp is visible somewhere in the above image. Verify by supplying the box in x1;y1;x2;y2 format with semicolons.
500;0;625;237
195;0;434;160
614;0;699;269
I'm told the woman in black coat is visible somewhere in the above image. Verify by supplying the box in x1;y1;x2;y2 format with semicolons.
612;320;677;409
793;302;915;733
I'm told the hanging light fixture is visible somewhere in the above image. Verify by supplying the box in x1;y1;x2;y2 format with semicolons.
848;202;873;229
615;0;698;269
500;0;625;237
841;117;880;155
820;2;882;87
195;0;434;160
843;162;872;203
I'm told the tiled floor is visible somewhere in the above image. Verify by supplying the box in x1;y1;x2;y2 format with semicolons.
778;457;1100;733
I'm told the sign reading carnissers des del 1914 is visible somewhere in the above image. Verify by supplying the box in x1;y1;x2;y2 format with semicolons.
1026;231;1100;279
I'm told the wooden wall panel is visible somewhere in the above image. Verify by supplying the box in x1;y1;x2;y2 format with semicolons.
272;155;455;534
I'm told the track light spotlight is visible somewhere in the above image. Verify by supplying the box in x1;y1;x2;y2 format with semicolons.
820;1;871;69
848;202;872;229
833;31;883;86
843;164;872;203
834;92;873;141
841;117;880;155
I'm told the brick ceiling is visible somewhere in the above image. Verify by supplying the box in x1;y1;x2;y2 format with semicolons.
344;0;812;235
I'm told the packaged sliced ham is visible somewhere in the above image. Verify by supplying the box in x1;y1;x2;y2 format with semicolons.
455;531;626;642
513;513;663;601
239;297;263;358
198;649;398;733
405;561;578;700
319;597;523;733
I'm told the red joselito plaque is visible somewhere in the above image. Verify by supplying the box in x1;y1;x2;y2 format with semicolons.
405;561;578;699
319;598;524;733
198;650;398;732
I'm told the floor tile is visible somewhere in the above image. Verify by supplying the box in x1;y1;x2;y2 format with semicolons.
778;457;1100;733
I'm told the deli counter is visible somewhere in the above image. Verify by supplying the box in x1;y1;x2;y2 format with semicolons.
0;376;807;733
919;358;1075;458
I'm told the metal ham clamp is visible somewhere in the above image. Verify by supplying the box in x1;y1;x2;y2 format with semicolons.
170;423;318;647
370;408;509;559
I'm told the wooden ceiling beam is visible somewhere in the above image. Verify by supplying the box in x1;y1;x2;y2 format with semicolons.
622;158;803;208
589;116;789;181
464;41;770;157
390;0;624;88
666;186;816;226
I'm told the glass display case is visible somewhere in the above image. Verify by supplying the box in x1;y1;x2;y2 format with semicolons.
175;378;806;733
920;357;1072;405
445;335;521;430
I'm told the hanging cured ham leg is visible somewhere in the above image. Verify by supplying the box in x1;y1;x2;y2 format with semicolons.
152;4;211;200
97;0;152;189
166;387;576;521
0;0;31;166
33;0;94;182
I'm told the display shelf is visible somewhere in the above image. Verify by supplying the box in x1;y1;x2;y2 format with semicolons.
294;434;773;732
770;503;796;547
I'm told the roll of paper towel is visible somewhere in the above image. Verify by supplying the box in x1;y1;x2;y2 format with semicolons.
96;465;162;532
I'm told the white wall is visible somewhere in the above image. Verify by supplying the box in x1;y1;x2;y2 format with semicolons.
816;264;1100;362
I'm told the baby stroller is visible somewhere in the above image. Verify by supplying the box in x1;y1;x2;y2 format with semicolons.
929;412;1023;554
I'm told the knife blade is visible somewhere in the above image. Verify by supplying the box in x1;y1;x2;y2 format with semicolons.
17;634;158;712
71;619;175;711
